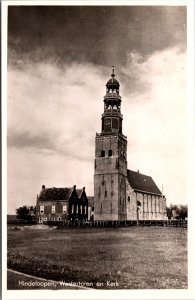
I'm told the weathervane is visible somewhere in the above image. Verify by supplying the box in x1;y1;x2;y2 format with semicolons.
111;65;115;77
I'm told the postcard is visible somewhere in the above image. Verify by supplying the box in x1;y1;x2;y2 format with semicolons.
1;1;195;299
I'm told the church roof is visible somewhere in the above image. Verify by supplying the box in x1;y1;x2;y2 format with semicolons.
38;187;73;201
127;169;162;196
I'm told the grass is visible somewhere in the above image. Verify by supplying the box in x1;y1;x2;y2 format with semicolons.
7;226;187;289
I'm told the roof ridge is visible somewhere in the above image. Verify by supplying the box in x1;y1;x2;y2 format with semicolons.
127;169;152;178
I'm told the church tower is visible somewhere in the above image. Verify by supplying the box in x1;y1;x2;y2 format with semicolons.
94;67;127;221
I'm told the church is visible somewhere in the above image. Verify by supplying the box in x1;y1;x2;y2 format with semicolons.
94;68;167;222
36;67;167;223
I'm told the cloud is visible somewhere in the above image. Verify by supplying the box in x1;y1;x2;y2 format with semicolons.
8;131;56;151
8;61;108;159
121;46;187;204
7;46;187;213
8;6;186;68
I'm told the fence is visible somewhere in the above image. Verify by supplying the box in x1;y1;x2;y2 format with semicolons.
55;219;187;228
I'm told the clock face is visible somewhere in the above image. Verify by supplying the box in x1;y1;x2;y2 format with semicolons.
105;118;111;126
104;118;111;131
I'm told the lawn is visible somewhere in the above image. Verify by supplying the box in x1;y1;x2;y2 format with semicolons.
7;226;187;289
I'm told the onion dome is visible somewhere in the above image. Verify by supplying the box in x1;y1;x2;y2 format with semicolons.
106;66;120;90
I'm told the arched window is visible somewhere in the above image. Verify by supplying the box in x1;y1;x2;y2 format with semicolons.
101;150;105;157
108;149;112;156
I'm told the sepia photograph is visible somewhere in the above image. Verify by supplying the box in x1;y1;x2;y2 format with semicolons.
2;1;194;299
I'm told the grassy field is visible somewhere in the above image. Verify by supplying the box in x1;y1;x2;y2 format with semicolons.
7;226;187;289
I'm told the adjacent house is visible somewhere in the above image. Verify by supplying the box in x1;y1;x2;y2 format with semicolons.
36;185;89;223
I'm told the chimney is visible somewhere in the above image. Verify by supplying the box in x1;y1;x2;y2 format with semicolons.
42;185;45;189
83;187;85;191
73;185;76;190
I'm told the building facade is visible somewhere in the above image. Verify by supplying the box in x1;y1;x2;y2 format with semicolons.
36;185;90;223
94;68;167;221
126;170;167;221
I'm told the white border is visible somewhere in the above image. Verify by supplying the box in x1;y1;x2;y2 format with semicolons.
2;1;195;299
0;0;189;6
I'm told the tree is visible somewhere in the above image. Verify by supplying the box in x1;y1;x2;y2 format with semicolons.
166;206;173;219
166;204;188;220
179;205;188;220
16;205;36;223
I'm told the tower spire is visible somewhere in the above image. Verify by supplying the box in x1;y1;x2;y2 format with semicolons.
111;65;115;77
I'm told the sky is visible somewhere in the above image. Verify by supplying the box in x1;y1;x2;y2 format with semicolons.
7;5;187;214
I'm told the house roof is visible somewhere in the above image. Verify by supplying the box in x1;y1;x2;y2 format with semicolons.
38;186;87;201
127;169;162;196
76;189;83;198
38;187;73;201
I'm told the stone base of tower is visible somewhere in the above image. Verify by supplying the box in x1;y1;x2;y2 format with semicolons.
94;213;127;222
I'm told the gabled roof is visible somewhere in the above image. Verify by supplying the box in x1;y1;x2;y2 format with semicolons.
127;169;162;196
76;189;83;198
38;186;88;201
38;187;73;201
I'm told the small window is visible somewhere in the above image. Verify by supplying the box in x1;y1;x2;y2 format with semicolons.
92;207;94;212
108;149;112;156
128;196;130;202
58;217;61;221
51;205;55;213
101;150;105;157
105;190;107;197
63;205;67;213
71;205;74;214
40;206;44;214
